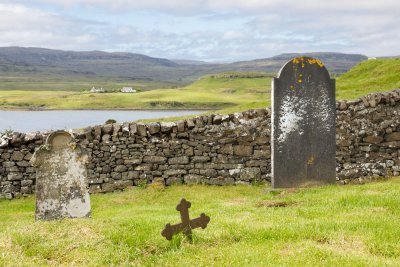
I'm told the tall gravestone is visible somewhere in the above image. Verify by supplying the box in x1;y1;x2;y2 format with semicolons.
31;131;91;220
272;57;336;188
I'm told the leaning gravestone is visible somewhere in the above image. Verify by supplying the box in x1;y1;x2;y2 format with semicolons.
31;130;91;220
272;57;336;188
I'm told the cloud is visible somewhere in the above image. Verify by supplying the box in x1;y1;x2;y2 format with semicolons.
26;0;400;14
0;1;399;60
0;3;101;50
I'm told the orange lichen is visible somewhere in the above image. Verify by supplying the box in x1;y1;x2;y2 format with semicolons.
307;58;324;67
293;57;324;68
307;156;315;165
290;85;294;90
292;57;305;68
298;79;302;83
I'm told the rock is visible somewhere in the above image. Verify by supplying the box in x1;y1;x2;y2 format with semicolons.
0;136;8;148
186;119;195;128
114;165;128;172
2;161;15;168
113;123;121;136
385;132;400;142
213;115;222;125
165;169;187;176
176;121;186;132
219;144;233;155
7;172;23;181
130;123;138;134
168;156;189;165
191;156;210;163
143;156;167;164
102;183;116;192
234;145;253;156
102;134;111;142
102;124;113;134
339;101;347;110
240;168;261;181
93;125;102;140
184;174;204;184
165;177;182;186
368;96;376;107
148;123;161;135
161;122;176;133
137;123;147;136
363;135;383;144
200;169;218;177
24;132;40;142
10;134;24;146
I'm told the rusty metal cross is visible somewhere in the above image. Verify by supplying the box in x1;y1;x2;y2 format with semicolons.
161;198;210;241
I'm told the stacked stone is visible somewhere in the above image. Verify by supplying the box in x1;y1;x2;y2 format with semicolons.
78;108;271;194
336;89;400;183
0;132;44;199
2;88;400;199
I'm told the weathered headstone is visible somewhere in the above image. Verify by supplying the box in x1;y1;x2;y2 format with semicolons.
31;130;91;220
272;57;336;188
161;198;210;241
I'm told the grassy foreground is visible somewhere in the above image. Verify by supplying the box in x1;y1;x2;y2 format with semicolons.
1;178;400;266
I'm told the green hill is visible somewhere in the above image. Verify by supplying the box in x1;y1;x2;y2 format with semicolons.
1;59;400;115
0;47;367;88
337;58;400;100
0;72;271;112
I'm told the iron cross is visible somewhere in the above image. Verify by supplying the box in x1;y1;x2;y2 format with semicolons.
161;198;210;241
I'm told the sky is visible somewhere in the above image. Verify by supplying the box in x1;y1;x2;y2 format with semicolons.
0;0;399;62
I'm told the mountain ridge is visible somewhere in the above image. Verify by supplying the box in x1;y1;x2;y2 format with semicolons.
0;46;369;86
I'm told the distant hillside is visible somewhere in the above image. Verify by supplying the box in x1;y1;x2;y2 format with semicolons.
0;47;368;90
337;58;400;99
229;52;368;74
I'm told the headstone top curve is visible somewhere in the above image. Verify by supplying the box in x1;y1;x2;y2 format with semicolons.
45;130;73;149
277;56;330;79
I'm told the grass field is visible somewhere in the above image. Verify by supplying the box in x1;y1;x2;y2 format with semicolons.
1;178;400;266
0;59;399;116
0;73;271;113
337;58;400;100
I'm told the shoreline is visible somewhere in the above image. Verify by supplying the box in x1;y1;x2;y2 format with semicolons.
0;107;216;112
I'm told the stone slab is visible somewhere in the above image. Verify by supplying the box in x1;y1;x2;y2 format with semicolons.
31;131;91;220
271;57;336;188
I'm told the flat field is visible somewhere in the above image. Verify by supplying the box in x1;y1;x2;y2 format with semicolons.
1;179;399;266
0;74;271;113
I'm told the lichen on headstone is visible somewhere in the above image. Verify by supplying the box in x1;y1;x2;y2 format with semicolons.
271;57;336;188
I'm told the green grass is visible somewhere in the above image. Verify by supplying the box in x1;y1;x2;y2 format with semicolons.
1;59;400;117
1;178;400;266
0;74;271;113
337;58;400;100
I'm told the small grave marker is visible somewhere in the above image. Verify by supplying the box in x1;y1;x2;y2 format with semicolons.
31;130;91;220
161;198;210;241
271;57;336;188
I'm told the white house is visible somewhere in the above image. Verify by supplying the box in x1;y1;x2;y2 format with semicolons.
121;87;137;93
90;87;105;93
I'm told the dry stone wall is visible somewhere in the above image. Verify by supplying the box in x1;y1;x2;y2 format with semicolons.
1;89;400;199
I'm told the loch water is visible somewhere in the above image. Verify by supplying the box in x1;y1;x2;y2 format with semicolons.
0;110;203;133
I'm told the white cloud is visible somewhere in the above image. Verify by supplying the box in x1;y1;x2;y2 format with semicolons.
27;0;400;14
0;1;399;60
0;3;100;50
